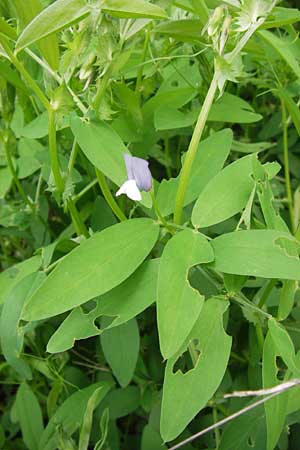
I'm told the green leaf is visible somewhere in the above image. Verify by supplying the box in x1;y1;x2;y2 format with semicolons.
0;254;41;305
278;88;300;136
16;0;90;52
258;30;300;80
101;0;167;19
161;297;232;442
101;318;140;387
0;17;17;39
0;166;12;199
0;60;28;93
261;7;300;29
263;332;288;450
268;318;299;375
22;219;159;321
192;154;279;228
157;229;214;359
79;387;103;450
12;0;59;70
154;19;203;41
210;230;300;280
100;386;140;420
208;93;262;124
278;280;297;321
0;272;45;379
142;424;167;450
39;382;113;450
16;383;44;450
47;259;158;353
157;129;233;217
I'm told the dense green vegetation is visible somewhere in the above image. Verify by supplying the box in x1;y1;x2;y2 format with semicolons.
1;1;300;449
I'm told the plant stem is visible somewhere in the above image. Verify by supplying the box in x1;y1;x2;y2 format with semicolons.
0;36;50;111
212;407;221;449
48;108;65;193
93;65;112;113
67;139;79;175
281;99;294;233
150;190;175;235
174;71;219;224
135;27;150;100
66;198;89;238
73;179;98;203
96;169;127;222
2;133;34;210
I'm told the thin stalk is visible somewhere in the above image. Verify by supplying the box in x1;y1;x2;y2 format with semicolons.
66;198;89;238
255;322;264;353
257;279;276;308
93;66;112;113
150;191;175;235
96;169;127;222
281;99;294;233
2;134;34;210
174;72;219;224
73;179;98;204
0;36;50;111
67;139;79;175
48;108;65;193
135;27;150;100
212;407;221;449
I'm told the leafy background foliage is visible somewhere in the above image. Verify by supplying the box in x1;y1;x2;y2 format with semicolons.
1;0;300;449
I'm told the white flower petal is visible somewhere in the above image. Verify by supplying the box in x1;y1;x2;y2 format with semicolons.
116;180;142;201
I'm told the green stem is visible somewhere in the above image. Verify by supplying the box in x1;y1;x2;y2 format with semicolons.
73;179;98;203
212;407;221;449
281;99;294;233
255;322;265;353
96;169;127;222
150;190;175;235
67;198;89;238
257;279;276;309
93;66;112;113
0;36;50;111
174;71;219;224
135;27;150;100
48;108;65;193
2;133;34;210
67;139;79;175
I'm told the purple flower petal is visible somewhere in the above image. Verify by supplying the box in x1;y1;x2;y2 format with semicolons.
123;154;152;192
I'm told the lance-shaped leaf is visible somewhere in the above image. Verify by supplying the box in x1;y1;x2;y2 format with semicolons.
156;129;232;217
0;272;45;379
101;0;167;19
192;154;280;228
157;229;214;360
210;230;300;280
47;259;159;353
161;297;232;442
22;219;159;321
263;332;288;450
39;382;113;450
16;0;90;51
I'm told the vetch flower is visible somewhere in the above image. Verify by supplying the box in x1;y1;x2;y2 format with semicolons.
116;154;152;201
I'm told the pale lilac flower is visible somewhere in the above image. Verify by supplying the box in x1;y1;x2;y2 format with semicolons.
116;154;152;201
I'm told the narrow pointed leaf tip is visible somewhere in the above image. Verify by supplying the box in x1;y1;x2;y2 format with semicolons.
116;154;152;201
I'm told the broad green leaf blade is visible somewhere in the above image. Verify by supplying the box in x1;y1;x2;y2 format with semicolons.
99;386;140;420
22;219;159;321
79;387;104;450
192;154;279;228
0;272;45;379
161;297;232;442
157;229;214;359
101;0;167;19
101;318;140;387
0;60;28;92
154;19;203;42
0;166;12;199
268;318;299;375
263;332;288;450
142;424;167;450
70;114;151;207
0;254;42;305
258;30;300;80
157;129;232;217
208;93;262;123
0;17;17;39
39;382;113;450
16;383;44;450
12;0;59;70
278;280;297;321
261;7;300;28
210;230;300;280
278;88;300;136
16;0;90;52
47;259;159;353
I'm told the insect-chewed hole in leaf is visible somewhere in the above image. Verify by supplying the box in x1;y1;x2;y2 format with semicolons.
98;315;116;330
247;435;255;447
274;237;300;258
81;299;98;314
275;356;288;381
172;339;201;374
